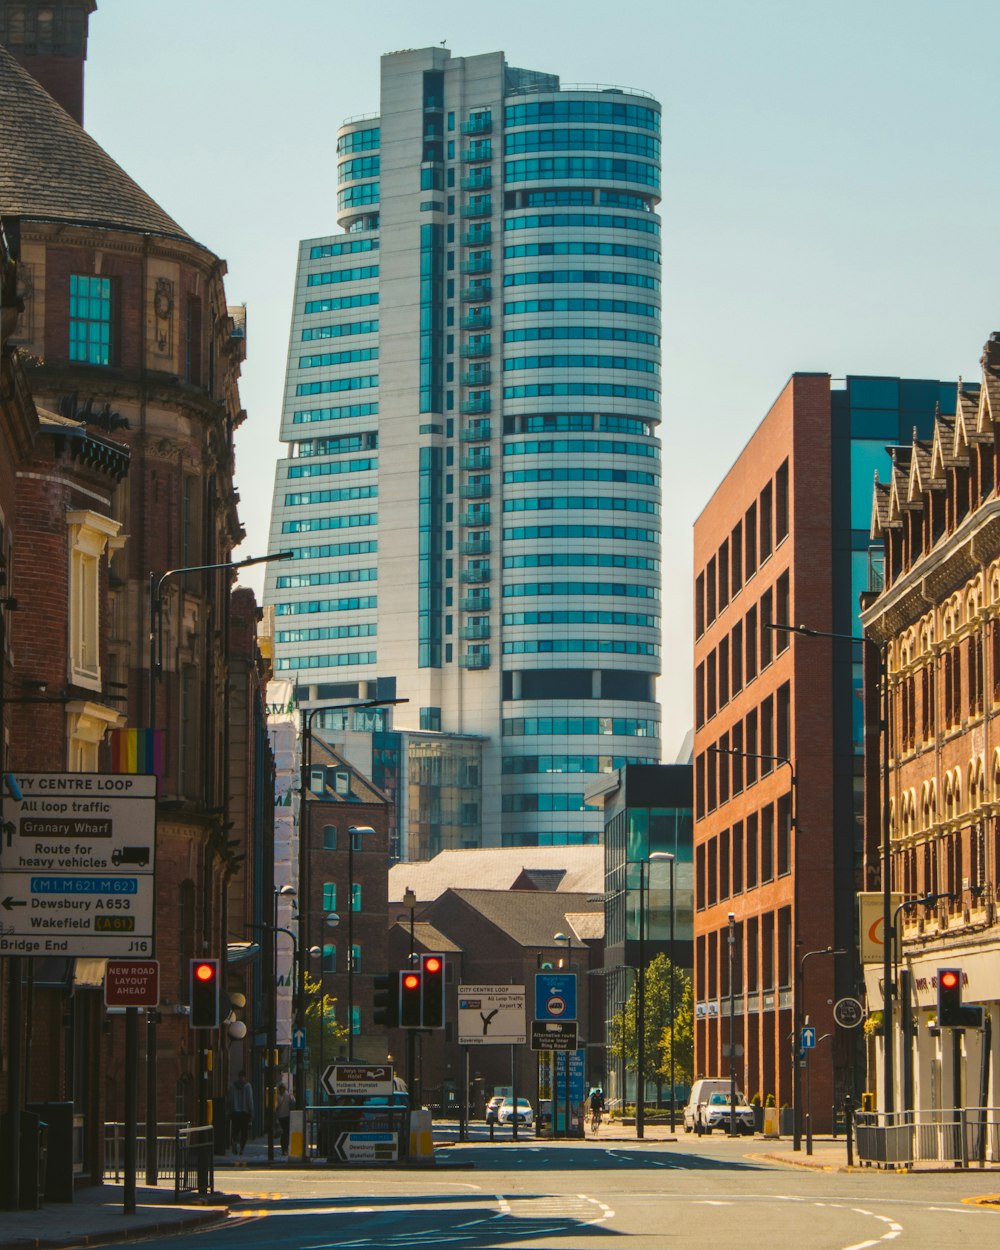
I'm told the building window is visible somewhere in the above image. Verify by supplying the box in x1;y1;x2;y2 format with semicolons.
351;943;361;974
323;825;338;850
351;1005;361;1035
351;883;361;912
67;510;119;690
323;882;337;911
322;943;337;973
69;274;113;365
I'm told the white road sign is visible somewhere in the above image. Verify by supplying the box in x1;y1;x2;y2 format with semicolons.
334;1132;398;1162
322;1064;393;1097
457;984;526;1046
0;772;156;957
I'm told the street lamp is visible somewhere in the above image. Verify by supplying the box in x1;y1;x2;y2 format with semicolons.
143;548;292;1183
253;883;297;1163
648;851;676;1130
347;825;376;1060
767;620;890;1116
891;892;955;1112
798;945;846;1155
727;912;738;1137
553;931;573;1139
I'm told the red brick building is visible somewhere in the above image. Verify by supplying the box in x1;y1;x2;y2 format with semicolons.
0;1;270;1163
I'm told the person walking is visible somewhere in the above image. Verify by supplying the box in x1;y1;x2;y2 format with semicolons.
275;1082;294;1154
589;1087;606;1136
229;1069;254;1155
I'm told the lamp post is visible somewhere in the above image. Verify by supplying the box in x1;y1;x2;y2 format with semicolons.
252;882;297;1164
346;825;375;1060
145;548;292;1183
307;910;340;1104
727;912;738;1137
798;945;846;1154
553;931;573;1138
295;697;406;1101
767;620;889;1116
403;887;418;1095
648;851;676;1130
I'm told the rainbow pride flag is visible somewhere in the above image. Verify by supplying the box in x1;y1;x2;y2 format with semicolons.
109;728;164;777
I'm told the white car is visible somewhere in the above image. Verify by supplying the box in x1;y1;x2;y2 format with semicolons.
497;1098;534;1126
694;1091;756;1135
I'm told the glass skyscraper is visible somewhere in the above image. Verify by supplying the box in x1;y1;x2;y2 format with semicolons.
265;47;663;851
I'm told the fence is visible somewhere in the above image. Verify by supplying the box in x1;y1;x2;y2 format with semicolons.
855;1107;1000;1169
103;1122;188;1182
174;1125;214;1200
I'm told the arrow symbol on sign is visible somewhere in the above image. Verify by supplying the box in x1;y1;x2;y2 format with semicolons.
1;897;26;910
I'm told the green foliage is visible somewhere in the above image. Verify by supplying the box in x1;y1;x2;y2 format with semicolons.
606;953;693;1092
750;1091;762;1107
302;971;347;1063
765;1093;775;1107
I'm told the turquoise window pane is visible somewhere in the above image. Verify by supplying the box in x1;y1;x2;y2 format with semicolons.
850;440;893;531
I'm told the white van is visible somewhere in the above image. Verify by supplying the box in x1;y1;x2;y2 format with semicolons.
683;1078;754;1134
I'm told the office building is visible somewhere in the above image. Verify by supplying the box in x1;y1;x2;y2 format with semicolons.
265;46;663;851
692;372;955;1127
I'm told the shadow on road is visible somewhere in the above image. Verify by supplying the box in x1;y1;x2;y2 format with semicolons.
437;1143;770;1171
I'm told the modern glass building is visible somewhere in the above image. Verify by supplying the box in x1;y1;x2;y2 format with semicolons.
265;47;663;850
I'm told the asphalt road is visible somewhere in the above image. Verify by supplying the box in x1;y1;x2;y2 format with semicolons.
184;1135;998;1250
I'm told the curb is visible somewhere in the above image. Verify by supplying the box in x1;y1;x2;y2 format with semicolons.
0;1207;227;1250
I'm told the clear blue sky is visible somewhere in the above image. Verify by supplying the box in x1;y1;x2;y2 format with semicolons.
85;0;1000;759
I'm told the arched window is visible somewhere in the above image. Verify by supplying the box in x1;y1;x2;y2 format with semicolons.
322;943;336;973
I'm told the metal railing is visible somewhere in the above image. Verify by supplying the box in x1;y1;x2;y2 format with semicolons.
855;1107;1000;1169
103;1121;188;1182
175;1125;214;1199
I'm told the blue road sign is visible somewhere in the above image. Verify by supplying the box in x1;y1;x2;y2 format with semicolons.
801;1026;816;1050
292;1027;307;1051
535;972;577;1022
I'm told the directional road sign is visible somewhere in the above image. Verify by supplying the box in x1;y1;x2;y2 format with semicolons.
530;1020;578;1051
322;1064;393;1098
0;773;156;957
457;984;526;1045
535;972;577;1022
333;1131;398;1163
800;1026;817;1050
291;1027;307;1051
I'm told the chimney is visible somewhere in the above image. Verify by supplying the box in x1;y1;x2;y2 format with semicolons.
0;1;96;126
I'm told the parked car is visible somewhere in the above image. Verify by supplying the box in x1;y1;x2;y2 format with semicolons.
694;1090;755;1135
485;1095;504;1125
684;1079;754;1133
497;1098;534;1126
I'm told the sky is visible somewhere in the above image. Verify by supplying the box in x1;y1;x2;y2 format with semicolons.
83;0;1000;761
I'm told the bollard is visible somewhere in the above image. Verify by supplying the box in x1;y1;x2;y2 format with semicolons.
844;1095;854;1168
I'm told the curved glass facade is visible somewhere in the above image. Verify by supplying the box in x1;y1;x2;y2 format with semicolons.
267;52;663;855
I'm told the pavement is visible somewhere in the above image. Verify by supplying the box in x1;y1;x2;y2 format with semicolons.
0;1128;860;1250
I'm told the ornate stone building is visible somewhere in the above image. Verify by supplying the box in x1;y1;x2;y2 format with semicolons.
862;335;1000;1112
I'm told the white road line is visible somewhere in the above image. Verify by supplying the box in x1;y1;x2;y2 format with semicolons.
842;1242;879;1250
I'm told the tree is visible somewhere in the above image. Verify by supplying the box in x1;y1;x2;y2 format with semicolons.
607;954;692;1103
657;967;694;1091
302;972;348;1086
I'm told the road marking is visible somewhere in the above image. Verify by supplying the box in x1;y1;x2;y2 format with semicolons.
693;1200;734;1206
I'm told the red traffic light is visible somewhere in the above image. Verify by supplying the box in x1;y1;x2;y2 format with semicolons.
940;970;960;990
403;973;420;990
194;962;215;982
424;956;442;974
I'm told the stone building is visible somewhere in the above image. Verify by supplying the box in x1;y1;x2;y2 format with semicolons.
861;336;1000;1112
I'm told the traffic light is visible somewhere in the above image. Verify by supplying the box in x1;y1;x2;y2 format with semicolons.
937;966;984;1029
399;969;422;1028
189;958;219;1028
421;953;445;1028
373;973;398;1028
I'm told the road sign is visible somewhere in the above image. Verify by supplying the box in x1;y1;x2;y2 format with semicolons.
800;1026;816;1049
104;959;159;1008
291;1027;307;1051
530;1020;578;1051
0;772;156;957
333;1131;398;1162
321;1064;394;1097
457;984;526;1045
535;972;577;1022
833;997;864;1029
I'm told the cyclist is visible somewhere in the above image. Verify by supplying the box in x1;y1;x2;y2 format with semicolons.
589;1087;606;1136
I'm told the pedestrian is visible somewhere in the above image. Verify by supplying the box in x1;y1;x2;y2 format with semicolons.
589;1087;606;1136
275;1082;294;1154
229;1069;254;1155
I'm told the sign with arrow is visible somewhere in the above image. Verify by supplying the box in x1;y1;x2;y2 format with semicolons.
457;984;525;1045
332;1131;398;1162
321;1063;393;1097
800;1025;817;1050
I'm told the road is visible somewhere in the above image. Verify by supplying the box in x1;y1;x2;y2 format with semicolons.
179;1134;998;1250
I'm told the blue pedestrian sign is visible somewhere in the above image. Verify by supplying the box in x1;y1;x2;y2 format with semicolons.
800;1026;816;1050
535;972;577;1022
292;1026;307;1051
